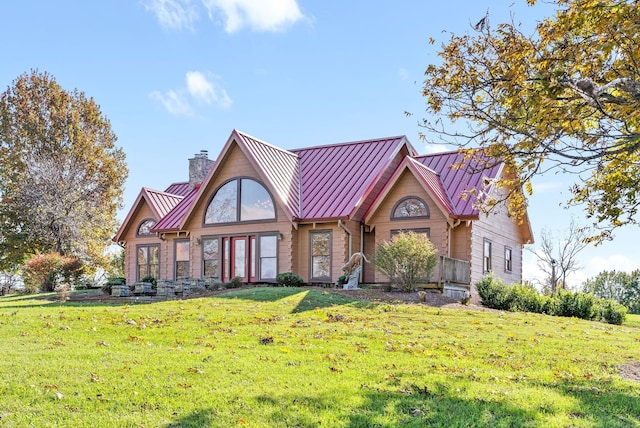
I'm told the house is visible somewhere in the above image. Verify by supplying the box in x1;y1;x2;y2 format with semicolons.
113;129;533;299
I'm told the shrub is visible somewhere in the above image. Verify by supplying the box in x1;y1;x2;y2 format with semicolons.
554;290;595;319
372;232;437;292
276;272;304;287
21;253;84;293
593;299;627;325
476;274;626;324
228;276;243;289
141;276;157;285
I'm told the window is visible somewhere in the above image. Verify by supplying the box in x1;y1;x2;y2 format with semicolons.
259;235;278;280
205;178;275;224
175;240;190;279
505;247;513;273
137;219;157;236
392;197;429;219
137;245;159;281
310;231;331;281
202;238;219;278
483;239;492;273
391;228;430;239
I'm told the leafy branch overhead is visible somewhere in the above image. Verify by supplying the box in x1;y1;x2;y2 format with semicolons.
0;70;128;270
421;0;640;243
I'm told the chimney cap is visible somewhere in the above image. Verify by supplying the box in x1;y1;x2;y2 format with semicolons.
195;150;208;159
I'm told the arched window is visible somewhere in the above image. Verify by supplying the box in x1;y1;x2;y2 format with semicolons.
137;219;157;236
205;178;275;224
391;197;429;219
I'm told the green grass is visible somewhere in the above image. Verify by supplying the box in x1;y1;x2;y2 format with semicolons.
1;287;639;427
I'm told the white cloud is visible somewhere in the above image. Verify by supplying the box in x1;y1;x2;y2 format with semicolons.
398;68;409;80
202;0;305;33
149;90;193;116
150;71;232;115
143;0;199;30
186;71;232;109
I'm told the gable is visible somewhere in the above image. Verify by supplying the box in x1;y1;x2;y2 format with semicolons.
176;142;287;231
366;169;449;228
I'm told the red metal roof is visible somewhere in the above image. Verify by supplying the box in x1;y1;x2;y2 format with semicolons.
291;136;410;220
406;158;456;215
121;131;512;239
164;182;192;197
234;131;300;219
415;151;502;217
152;185;199;232
142;188;184;218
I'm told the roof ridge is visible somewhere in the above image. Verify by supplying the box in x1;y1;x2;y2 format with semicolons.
235;129;299;158
291;135;406;152
143;187;185;198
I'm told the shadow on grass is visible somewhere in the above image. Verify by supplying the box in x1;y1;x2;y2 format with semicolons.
215;287;375;313
162;380;640;428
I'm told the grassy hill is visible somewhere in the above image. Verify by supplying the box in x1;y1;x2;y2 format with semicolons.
1;287;639;427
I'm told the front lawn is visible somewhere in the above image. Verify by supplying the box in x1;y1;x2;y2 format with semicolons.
1;288;639;427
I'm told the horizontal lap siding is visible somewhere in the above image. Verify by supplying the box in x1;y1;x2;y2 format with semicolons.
122;203;163;285
366;170;449;284
297;223;346;283
469;188;524;287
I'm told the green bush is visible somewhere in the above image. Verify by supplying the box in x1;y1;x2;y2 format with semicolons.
476;274;626;324
276;272;304;287
102;277;126;295
593;299;627;325
141;276;157;286
554;290;595;319
228;276;243;289
372;231;438;292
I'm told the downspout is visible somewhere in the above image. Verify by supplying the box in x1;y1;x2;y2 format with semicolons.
360;223;365;283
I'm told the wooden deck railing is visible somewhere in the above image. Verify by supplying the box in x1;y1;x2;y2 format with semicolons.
440;256;471;285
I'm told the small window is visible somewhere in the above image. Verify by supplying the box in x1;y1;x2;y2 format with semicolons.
505;247;513;273
137;219;157;236
391;228;430;239
392;197;429;219
205;178;275;224
483;239;492;273
202;237;219;278
175;240;190;279
310;231;331;281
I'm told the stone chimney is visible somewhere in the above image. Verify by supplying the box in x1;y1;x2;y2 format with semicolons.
189;150;214;188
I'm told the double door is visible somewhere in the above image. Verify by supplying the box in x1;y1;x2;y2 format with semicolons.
223;236;256;282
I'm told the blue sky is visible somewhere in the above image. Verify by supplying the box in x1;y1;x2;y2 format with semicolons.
2;0;638;286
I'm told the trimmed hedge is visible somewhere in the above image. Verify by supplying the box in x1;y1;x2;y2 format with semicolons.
276;272;304;287
476;274;627;325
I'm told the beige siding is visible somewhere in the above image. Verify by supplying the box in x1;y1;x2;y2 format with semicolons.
120;202;163;285
469;188;526;289
296;223;349;283
365;170;449;283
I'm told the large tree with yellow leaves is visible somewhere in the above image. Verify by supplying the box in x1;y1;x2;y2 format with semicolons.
421;0;639;243
0;70;128;271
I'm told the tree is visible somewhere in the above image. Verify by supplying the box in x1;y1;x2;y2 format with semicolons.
372;231;438;292
421;0;640;243
582;270;640;314
0;70;128;271
528;218;589;292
